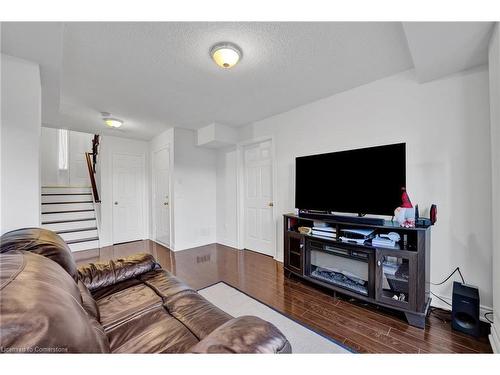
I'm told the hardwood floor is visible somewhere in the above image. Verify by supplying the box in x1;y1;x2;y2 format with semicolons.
74;240;493;354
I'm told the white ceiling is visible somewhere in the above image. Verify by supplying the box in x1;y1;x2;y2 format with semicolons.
403;22;494;83
1;22;494;140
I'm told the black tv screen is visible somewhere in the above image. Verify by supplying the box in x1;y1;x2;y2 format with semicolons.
295;143;406;216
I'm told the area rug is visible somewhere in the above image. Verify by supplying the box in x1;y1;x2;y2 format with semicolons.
198;282;353;353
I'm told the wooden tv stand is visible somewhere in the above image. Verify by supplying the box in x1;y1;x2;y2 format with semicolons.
283;213;431;328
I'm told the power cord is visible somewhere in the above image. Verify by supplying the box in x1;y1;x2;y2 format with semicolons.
431;266;465;286
484;312;494;324
430;291;451;307
429;267;464;319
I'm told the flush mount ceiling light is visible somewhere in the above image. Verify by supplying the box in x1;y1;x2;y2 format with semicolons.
103;117;123;128
100;112;123;128
210;42;242;69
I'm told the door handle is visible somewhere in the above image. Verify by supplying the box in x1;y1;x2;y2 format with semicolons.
164;202;169;206
377;260;381;267
114;201;118;205
268;202;274;207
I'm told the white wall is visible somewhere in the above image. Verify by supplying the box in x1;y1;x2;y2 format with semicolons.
1;54;41;234
98;135;150;246
216;146;238;247
218;67;493;312
172;128;217;250
40;127;93;186
40;127;67;186
488;23;500;353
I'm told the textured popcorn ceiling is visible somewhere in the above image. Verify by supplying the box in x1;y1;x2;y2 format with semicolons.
1;22;493;140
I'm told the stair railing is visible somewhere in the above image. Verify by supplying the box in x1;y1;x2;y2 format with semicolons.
85;134;101;203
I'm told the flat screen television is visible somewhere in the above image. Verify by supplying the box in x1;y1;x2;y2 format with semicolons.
295;143;406;216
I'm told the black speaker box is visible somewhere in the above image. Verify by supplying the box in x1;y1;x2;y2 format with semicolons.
451;282;480;337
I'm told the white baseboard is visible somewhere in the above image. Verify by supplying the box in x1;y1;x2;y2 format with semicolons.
172;239;216;252
490;322;500;353
216;238;239;249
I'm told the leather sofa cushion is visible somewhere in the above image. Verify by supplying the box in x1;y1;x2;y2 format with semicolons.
91;278;143;300
189;316;292;354
78;253;158;292
96;282;163;331
106;307;199;353
139;269;193;300
0;228;78;281
0;251;110;353
165;290;232;340
78;280;100;321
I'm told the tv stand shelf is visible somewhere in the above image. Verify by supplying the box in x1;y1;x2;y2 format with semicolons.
283;213;431;328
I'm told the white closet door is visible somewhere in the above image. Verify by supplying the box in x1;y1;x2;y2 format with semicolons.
243;140;275;257
153;147;170;247
112;153;145;244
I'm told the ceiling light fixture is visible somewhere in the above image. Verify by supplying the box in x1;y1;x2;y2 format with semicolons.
210;42;242;69
103;117;123;128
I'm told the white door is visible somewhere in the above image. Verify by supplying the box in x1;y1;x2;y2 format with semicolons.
153;148;170;247
243;140;275;256
112;153;145;244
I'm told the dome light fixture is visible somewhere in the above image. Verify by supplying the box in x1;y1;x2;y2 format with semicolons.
210;42;242;69
103;117;123;128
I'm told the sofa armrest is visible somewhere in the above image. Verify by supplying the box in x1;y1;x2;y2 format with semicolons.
78;253;158;292
188;316;291;353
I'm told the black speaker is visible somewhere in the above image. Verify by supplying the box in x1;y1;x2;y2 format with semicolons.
452;282;480;337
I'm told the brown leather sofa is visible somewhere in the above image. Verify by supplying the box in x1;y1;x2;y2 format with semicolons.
0;228;291;353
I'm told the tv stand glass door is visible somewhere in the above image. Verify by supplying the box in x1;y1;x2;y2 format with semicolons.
375;249;417;310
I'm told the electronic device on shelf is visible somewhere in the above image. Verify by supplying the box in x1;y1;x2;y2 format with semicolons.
372;232;401;248
339;228;375;244
380;232;400;242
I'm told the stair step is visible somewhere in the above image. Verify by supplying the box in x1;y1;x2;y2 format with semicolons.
59;229;98;242
42;194;94;203
42;219;97;231
42;201;93;204
68;240;100;252
42;209;94;214
56;227;98;234
41;211;95;223
65;236;99;244
42;193;92;196
42;187;91;194
41;203;94;213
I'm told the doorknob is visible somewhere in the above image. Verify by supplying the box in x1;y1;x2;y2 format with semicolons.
164;202;169;206
268;202;274;207
114;201;118;205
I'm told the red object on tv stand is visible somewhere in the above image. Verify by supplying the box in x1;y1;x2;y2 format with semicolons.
430;204;437;224
401;187;413;208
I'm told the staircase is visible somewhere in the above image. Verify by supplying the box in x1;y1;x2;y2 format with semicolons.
41;186;100;252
